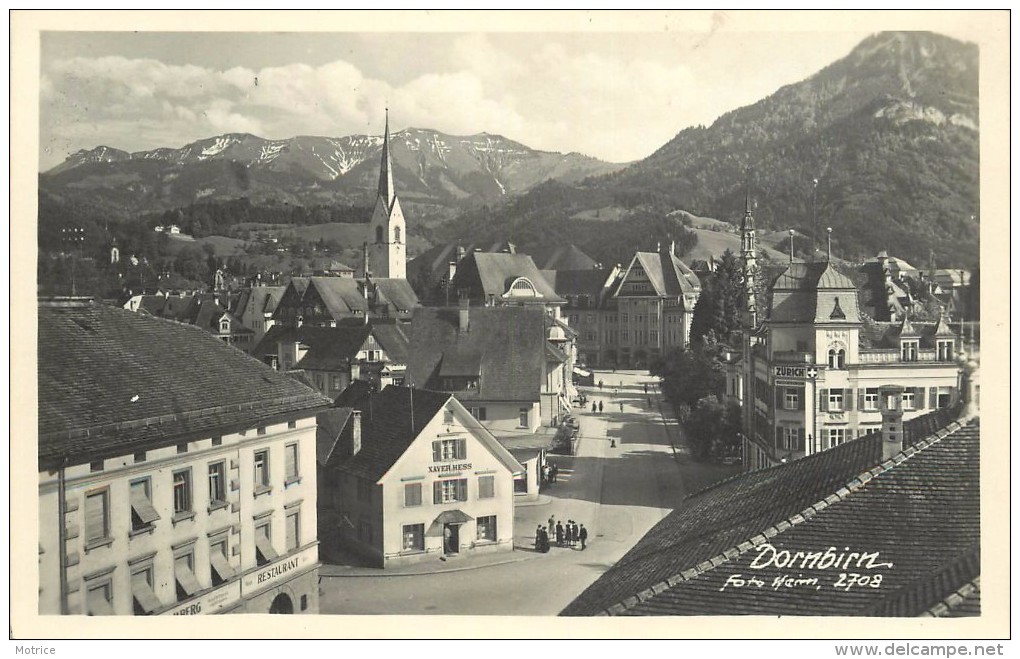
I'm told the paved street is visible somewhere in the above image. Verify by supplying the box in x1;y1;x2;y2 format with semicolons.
319;370;737;615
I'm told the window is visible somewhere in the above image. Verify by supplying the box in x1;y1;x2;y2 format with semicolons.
620;330;629;341
134;451;146;463
253;450;270;492
177;442;188;454
442;409;455;425
90;460;104;473
827;428;847;449
519;407;530;428
621;313;629;323
131;566;162;615
402;523;425;552
828;348;846;369
254;521;278;565
375;225;384;243
783;427;804;451
211;436;222;446
863;388;879;411
129;478;160;533
934;386;954;409
357;477;374;502
284;443;300;483
257;426;267;436
902;391;916;410
209;535;235;587
937;340;954;361
84;489;110;547
394;226;402;243
432;438;466;462
86;579;113;616
478;475;495;499
286;510;300;552
476;515;497;542
172;470;193;517
404;482;423;507
783;388;799;410
174;551;201;602
208;461;227;506
901;340;919;362
433;478;468;504
332;375;342;390
828;389;844;412
469;407;487;421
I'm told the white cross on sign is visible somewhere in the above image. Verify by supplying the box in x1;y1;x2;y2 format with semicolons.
806;366;819;379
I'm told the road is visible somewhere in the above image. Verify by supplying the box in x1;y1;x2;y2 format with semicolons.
319;370;735;615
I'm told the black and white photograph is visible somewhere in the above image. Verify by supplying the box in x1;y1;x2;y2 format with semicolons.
11;8;1009;645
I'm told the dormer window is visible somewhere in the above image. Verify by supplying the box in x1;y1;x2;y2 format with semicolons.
900;340;919;362
219;320;230;333
506;277;540;298
937;340;954;361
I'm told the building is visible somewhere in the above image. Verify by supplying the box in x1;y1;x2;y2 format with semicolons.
406;303;572;434
449;251;567;317
37;298;332;615
548;266;622;368
253;323;410;398
316;386;523;567
271;275;419;327
601;243;701;368
368;110;406;280
407;241;518;305
230;284;286;346
123;292;255;351
562;406;979;617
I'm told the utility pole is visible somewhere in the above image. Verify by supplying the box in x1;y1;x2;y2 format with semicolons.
810;178;819;262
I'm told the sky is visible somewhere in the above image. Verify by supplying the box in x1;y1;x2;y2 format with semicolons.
38;16;985;171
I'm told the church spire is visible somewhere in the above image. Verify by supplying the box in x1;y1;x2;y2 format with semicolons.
378;108;395;208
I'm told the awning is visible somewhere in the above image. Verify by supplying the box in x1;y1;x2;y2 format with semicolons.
131;575;162;614
433;510;473;525
130;489;161;525
210;551;236;582
255;533;280;563
175;565;202;598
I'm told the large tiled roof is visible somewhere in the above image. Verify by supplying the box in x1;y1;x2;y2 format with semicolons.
452;252;564;304
528;244;599;271
563;411;979;617
38;299;331;471
232;286;286;320
406;241;517;287
768;261;862;324
406;306;546;402
308;277;370;316
369;324;410;363
369;278;420;314
860;319;959;350
253;325;372;370
316;406;354;466
619;252;701;299
545;268;614;298
331;386;452;481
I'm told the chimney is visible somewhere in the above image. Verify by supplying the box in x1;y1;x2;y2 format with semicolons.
448;260;457;285
350;410;362;457
459;297;470;333
788;229;795;263
670;240;676;256
656;241;661;253
296;315;303;328
879;385;905;461
456;245;466;262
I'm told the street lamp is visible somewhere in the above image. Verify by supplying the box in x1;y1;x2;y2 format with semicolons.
806;364;819;455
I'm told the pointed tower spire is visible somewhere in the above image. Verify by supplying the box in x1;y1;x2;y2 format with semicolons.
378;108;395;208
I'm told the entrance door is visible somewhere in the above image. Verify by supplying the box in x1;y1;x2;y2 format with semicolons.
269;593;294;614
443;523;460;555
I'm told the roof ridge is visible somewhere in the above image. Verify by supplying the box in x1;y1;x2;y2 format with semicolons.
922;576;981;618
596;415;976;616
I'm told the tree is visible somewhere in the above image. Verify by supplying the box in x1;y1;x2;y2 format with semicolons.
689;249;744;344
684;396;742;461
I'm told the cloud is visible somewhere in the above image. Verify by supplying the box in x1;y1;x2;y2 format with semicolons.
40;40;707;168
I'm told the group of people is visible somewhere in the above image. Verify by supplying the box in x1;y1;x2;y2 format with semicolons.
534;516;588;552
590;400;604;414
541;462;559;485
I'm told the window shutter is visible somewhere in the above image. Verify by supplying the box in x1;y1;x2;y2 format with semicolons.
457;439;466;461
797;427;805;451
775;427;783;447
819;389;828;412
457;479;467;502
432;441;441;463
845;389;854;411
433;481;442;504
774;387;783;409
798;389;805;410
858;390;866;410
286;512;299;551
915;387;926;409
929;387;938;409
85;492;106;542
949;386;958;405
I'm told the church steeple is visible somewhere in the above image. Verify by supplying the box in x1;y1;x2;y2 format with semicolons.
368;108;407;280
741;182;758;327
378;108;396;209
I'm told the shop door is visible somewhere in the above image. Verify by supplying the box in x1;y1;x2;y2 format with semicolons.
269;593;294;614
443;523;460;555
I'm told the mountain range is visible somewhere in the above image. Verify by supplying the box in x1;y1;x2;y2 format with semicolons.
41;129;624;212
40;31;980;270
437;31;979;269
